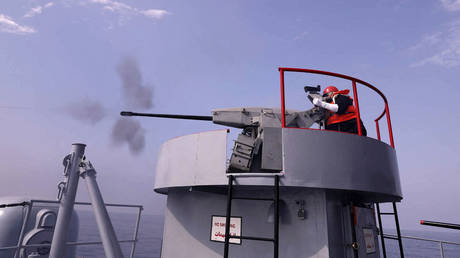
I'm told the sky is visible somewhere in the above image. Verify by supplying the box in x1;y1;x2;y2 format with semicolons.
1;0;460;234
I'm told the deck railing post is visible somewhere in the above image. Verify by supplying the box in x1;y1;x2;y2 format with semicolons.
13;202;33;258
279;69;286;128
375;121;381;141
385;103;395;148
351;80;362;136
129;206;143;258
440;241;445;258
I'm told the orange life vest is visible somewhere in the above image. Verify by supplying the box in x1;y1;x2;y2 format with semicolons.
326;93;358;126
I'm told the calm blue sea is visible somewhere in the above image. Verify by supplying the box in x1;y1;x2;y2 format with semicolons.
75;211;460;258
76;211;163;258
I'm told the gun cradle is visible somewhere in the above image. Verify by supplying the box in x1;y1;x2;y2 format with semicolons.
217;107;327;173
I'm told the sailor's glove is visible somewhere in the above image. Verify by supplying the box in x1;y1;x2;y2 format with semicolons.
312;97;322;106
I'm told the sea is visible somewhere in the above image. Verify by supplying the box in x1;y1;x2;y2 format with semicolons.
75;211;460;258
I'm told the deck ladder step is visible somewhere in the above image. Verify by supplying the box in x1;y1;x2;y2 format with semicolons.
232;197;274;201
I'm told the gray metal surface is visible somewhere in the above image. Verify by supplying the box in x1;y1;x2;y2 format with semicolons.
211;107;311;129
261;127;282;171
282;129;402;201
161;188;331;258
154;129;402;202
154;130;228;190
50;143;86;258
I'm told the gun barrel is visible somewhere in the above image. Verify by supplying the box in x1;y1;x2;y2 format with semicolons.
120;111;213;121
420;220;460;230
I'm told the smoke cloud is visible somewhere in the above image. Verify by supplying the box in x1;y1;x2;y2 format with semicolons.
111;56;153;155
63;56;152;155
111;118;145;154
66;98;106;125
116;56;153;109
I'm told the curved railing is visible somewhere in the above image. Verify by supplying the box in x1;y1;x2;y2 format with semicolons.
382;233;460;258
279;67;395;148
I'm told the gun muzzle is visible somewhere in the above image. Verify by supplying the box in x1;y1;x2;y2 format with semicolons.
120;111;133;116
420;220;460;230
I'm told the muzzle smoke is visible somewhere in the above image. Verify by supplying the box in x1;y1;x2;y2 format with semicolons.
111;117;145;154
116;56;153;109
66;98;106;125
111;56;153;155
65;56;152;155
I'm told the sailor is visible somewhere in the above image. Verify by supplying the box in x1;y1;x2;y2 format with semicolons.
311;86;367;136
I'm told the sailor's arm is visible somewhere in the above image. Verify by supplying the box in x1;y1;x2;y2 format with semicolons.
312;98;338;112
312;95;353;114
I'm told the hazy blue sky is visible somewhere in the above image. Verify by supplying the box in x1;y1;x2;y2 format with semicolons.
1;0;460;231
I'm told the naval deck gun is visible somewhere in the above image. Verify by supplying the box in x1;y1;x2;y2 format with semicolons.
125;67;404;258
122;101;325;173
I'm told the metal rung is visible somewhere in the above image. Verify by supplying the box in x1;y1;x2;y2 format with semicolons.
226;172;284;177
232;197;274;201
231;152;252;159
380;212;395;215
383;235;400;240
230;235;274;242
233;141;254;148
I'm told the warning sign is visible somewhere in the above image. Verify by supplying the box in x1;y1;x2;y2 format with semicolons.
363;228;376;254
210;216;242;244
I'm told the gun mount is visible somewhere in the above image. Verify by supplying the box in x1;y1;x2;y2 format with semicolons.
121;106;326;173
121;107;321;129
146;68;403;258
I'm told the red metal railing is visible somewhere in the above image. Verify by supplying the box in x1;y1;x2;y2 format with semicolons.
278;67;395;148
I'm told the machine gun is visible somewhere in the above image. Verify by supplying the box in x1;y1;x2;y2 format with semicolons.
121;90;327;173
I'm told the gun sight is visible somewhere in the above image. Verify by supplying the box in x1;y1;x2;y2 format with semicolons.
304;85;321;93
